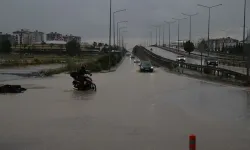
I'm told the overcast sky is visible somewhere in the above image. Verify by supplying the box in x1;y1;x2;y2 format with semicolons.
0;0;249;48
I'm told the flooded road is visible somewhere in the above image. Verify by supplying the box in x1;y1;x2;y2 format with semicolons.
0;64;64;82
0;58;250;150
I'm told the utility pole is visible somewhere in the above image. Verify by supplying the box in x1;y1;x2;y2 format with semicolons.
182;13;198;41
198;3;222;56
172;17;187;51
165;21;176;48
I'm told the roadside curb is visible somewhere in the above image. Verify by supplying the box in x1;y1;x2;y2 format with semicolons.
100;55;126;73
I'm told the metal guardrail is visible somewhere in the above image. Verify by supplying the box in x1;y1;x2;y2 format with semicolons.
157;46;247;67
134;46;248;83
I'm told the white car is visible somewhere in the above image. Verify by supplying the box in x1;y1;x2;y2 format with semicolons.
134;59;140;63
176;56;186;62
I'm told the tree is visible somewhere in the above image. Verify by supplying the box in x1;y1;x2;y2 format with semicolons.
98;43;104;47
49;43;54;50
183;40;195;55
0;40;12;53
66;40;81;56
93;42;97;48
198;39;208;52
41;41;46;50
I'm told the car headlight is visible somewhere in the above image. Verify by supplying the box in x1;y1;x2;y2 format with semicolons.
151;67;154;69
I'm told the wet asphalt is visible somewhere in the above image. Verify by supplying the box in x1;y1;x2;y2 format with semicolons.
0;57;250;150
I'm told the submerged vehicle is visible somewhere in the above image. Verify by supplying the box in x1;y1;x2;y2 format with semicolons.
70;71;97;91
0;85;27;93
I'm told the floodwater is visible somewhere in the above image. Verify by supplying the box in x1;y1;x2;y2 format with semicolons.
0;64;64;82
0;58;250;150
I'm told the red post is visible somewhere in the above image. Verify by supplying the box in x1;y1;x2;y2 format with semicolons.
189;134;196;150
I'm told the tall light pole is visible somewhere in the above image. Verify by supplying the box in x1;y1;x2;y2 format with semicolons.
113;9;126;46
153;25;158;46
121;30;128;48
182;13;198;41
165;21;176;48
117;21;128;46
119;27;127;48
159;26;161;46
172;17;187;51
109;0;112;70
163;24;165;46
198;3;222;56
242;0;248;81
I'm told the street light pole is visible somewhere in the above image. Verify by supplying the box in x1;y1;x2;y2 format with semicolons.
182;13;198;41
165;21;176;48
153;26;158;46
159;26;161;46
198;3;222;56
163;24;165;46
243;0;248;81
172;17;187;51
119;27;127;48
117;21;128;46
113;9;126;46
109;0;112;70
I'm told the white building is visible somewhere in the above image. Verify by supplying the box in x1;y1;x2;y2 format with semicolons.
208;37;239;51
13;29;44;45
170;41;186;48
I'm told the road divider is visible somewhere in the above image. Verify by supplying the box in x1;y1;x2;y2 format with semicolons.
133;45;249;86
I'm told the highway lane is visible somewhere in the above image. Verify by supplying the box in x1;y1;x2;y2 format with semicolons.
0;57;250;150
148;46;248;75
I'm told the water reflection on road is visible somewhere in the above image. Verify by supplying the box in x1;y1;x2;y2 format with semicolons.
0;58;250;150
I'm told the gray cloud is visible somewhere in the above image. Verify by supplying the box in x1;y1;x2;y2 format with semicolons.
0;0;249;48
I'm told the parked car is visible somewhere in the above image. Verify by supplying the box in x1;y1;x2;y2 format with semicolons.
130;55;135;59
205;58;219;67
176;55;186;62
139;61;154;72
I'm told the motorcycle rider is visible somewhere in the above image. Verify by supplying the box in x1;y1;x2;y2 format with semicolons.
77;64;92;86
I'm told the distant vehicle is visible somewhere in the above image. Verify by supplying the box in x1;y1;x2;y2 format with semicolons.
139;61;154;72
126;53;131;56
205;58;219;67
176;55;186;62
134;59;140;63
130;55;135;59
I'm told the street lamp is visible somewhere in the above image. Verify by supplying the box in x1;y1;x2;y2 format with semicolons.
117;21;128;46
152;25;159;46
197;3;222;56
120;30;128;48
109;0;112;70
113;9;126;46
181;13;198;41
172;17;187;51
242;0;249;81
119;27;127;48
164;21;176;48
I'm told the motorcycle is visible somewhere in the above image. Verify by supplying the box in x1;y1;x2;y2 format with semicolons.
70;71;97;91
